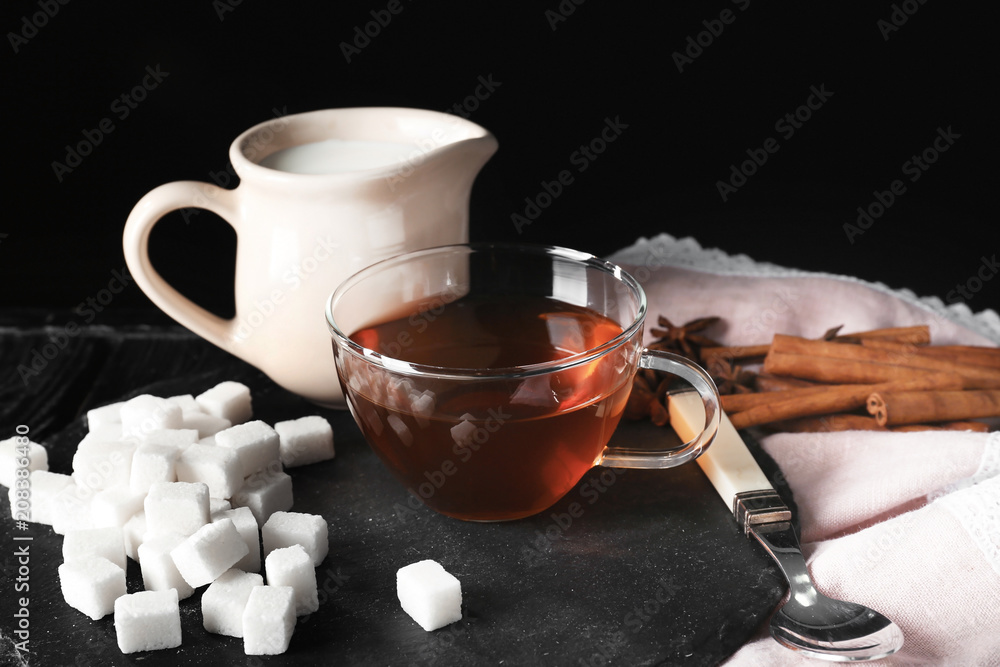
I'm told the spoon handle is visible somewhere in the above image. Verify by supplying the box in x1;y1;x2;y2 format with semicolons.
668;391;791;534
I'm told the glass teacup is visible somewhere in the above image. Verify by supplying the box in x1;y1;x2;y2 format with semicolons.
327;243;720;521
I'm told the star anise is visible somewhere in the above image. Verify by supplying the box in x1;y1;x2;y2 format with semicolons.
623;375;670;426
648;315;722;363
708;358;757;395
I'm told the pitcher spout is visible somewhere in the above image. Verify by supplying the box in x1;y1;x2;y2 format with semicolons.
382;114;498;196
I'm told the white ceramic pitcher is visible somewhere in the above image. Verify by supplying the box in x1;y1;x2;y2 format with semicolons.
123;107;497;407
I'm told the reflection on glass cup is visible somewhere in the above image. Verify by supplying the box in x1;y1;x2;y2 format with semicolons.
327;244;721;521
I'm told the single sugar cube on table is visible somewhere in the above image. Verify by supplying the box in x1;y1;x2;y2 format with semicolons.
130;443;179;494
9;470;73;525
175;443;242;499
144;481;210;536
120;394;184;439
232;469;293;525
171;518;249;588
196;381;253;425
138;532;194;600
72;440;135;491
265;545;318;616
202;568;264;637
0;436;48;488
243;585;296;655
115;589;182;654
274;416;335;468
91;486;145;529
62;526;127;570
58;555;126;621
213;506;261;573
397;560;463;631
262;511;329;566
215;420;281;478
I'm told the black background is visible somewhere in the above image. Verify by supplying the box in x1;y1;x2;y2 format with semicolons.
3;0;998;322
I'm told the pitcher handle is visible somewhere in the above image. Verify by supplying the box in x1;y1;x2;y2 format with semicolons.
123;181;245;357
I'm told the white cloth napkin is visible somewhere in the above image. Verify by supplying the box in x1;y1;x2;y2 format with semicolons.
610;235;1000;665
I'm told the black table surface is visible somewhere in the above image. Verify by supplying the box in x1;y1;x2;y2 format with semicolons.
0;315;795;666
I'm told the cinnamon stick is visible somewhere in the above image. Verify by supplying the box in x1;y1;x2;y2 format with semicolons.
832;325;931;345
861;339;1000;370
866;389;1000;427
764;351;936;385
767;334;1000;389
753;372;817;392
700;344;770;365
722;383;873;413
727;373;963;430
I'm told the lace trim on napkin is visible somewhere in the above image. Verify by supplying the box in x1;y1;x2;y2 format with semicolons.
937;471;1000;577
607;233;1000;344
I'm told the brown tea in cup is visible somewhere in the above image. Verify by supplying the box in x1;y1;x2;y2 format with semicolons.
347;292;631;521
327;244;720;522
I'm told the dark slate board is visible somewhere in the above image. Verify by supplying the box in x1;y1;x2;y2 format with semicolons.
0;325;791;666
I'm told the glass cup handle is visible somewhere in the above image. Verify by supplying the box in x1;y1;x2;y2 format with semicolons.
599;349;721;469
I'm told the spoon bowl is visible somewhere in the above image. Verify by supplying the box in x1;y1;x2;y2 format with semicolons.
752;521;905;661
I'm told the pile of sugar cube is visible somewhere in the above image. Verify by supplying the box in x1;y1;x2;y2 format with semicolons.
2;379;466;656
2;380;336;655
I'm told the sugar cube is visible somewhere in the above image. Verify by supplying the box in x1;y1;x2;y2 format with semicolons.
91;486;145;529
50;484;96;535
396;559;462;631
242;585;296;655
138;532;194;600
78;423;125;448
175;444;242;499
171;518;249;588
386;414;414;448
210;497;232;513
232;469;293;525
215;420;280;478
9;470;73;525
411;390;436;427
123;511;147;561
120;394;184;438
274;416;335;468
196;381;253;425
86;401;123;430
0;436;48;488
114;589;182;654
62;526;127;570
262;511;328;566
265;545;318;616
450;418;477;449
183;412;232;439
130;443;179;494
139;429;199;449
72;440;135;491
144;481;210;536
213;506;261;573
58;555;126;620
167;393;202;414
202;568;264;637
